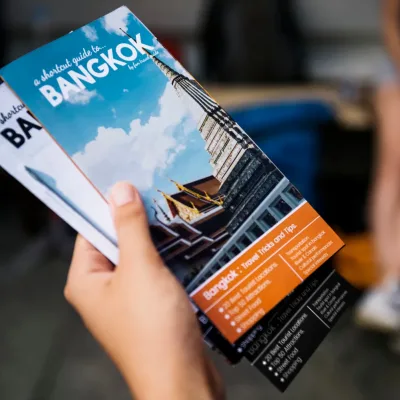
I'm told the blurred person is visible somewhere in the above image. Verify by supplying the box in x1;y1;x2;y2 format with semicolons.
202;0;306;83
64;182;224;400
356;0;400;332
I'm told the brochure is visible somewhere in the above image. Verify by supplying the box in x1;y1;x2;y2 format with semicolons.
0;6;357;391
0;78;241;366
0;81;118;263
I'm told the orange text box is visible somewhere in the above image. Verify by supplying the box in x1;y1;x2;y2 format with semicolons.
190;202;344;343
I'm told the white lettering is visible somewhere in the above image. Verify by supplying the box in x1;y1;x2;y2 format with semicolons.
87;59;109;78
116;43;138;62
57;77;81;100
68;66;96;89
203;270;239;301
39;85;63;107
129;33;155;54
100;48;127;70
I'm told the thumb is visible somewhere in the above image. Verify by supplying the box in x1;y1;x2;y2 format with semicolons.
110;182;162;271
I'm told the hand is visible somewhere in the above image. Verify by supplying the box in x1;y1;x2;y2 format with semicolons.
64;182;224;400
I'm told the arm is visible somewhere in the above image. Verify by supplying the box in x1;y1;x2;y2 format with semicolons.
64;183;225;400
370;80;400;281
383;0;400;72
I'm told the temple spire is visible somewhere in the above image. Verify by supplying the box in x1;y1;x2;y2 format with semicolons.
169;178;224;207
152;198;171;222
120;28;254;177
120;28;179;81
157;189;200;223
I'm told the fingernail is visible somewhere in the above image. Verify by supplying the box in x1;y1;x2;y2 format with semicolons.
111;182;137;207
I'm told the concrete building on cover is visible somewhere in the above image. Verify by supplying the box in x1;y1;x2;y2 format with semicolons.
186;178;304;292
142;45;285;233
150;175;304;289
125;31;304;289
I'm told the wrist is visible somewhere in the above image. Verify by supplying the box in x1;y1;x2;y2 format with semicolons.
126;377;221;400
122;357;225;400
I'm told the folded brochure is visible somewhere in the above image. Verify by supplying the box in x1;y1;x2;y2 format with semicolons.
0;6;358;391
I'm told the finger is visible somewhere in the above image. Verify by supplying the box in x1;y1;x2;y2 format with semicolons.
64;235;113;312
69;235;113;277
110;182;162;271
65;235;113;305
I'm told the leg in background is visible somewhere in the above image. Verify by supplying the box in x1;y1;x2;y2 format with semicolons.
371;84;400;282
356;83;400;332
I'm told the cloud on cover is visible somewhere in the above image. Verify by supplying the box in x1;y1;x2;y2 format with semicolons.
66;89;99;105
72;84;194;196
81;26;98;42
102;6;131;36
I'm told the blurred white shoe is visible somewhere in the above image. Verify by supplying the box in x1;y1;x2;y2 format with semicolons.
355;285;400;333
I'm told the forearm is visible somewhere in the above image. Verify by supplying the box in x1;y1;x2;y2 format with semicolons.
121;353;225;400
125;370;225;400
383;0;400;71
370;158;399;268
371;169;396;245
385;25;400;72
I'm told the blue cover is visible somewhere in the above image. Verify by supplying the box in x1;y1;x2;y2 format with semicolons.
230;100;335;205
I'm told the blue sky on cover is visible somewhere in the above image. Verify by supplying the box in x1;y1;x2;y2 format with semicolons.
1;6;212;221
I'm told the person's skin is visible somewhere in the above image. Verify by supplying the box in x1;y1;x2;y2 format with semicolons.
369;0;400;282
383;0;400;73
64;182;225;400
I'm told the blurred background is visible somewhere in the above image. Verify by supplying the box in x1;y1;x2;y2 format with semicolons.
1;0;398;399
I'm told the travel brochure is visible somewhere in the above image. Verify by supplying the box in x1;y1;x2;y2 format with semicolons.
0;6;357;391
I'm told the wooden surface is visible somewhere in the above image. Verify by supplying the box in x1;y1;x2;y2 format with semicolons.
334;233;378;289
205;84;374;130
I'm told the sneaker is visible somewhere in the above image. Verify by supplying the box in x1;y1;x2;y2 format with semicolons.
355;285;400;333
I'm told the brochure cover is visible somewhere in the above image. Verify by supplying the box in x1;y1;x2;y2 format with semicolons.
0;6;353;390
0;81;118;263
